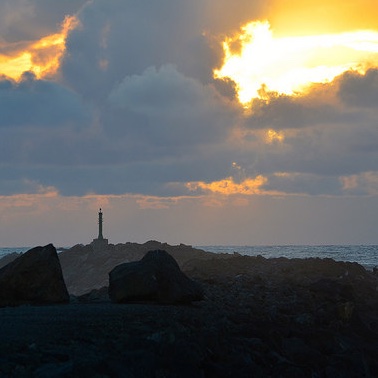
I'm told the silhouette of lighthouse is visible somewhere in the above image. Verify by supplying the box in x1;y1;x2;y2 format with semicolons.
92;208;108;250
98;208;104;240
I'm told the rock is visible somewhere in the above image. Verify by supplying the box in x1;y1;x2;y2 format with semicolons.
59;240;212;296
108;250;204;304
0;252;22;269
77;286;110;303
0;244;69;307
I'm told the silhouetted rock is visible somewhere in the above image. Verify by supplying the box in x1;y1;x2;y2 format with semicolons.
109;250;204;304
0;248;377;377
76;286;110;303
59;240;211;295
0;244;69;307
0;252;21;269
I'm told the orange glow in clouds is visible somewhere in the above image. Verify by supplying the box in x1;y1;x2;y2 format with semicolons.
215;20;378;104
0;16;78;80
186;176;268;196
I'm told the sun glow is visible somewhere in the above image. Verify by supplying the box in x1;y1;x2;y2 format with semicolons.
0;15;78;81
214;20;378;104
266;129;284;144
186;176;268;196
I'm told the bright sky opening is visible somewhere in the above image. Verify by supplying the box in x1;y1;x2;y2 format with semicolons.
0;16;77;81
214;20;378;104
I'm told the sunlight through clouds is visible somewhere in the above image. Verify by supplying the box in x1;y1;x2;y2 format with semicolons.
186;176;268;195
215;20;378;104
0;15;78;80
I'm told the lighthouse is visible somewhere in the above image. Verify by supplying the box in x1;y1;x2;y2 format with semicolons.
98;208;104;240
92;208;109;250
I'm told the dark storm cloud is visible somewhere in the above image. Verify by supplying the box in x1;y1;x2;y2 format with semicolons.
262;173;343;196
0;72;95;173
0;66;237;195
107;65;236;147
245;115;378;183
0;72;90;128
0;0;34;40
338;68;378;108
244;92;356;130
0;0;86;43
61;0;217;102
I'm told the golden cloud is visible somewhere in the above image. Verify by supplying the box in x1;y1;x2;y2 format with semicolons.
0;15;78;80
186;175;268;195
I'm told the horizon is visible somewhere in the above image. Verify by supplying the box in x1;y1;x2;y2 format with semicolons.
1;1;378;247
3;242;378;249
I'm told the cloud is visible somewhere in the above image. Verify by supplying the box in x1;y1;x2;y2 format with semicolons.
245;94;339;130
0;72;89;128
1;0;378;202
0;0;86;43
0;0;34;40
338;68;378;108
233;72;378;183
107;64;236;146
60;0;217;101
60;0;269;102
0;64;239;197
0;72;95;174
263;172;343;196
340;171;378;195
2;1;378;246
186;175;268;195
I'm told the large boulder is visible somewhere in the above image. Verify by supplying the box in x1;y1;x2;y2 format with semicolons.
0;244;69;307
108;250;204;304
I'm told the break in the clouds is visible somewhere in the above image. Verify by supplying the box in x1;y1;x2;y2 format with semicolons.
1;0;378;201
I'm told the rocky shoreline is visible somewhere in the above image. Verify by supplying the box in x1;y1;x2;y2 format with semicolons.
0;243;377;377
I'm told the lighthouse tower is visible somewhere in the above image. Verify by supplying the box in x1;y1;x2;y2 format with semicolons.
91;208;109;251
98;208;104;240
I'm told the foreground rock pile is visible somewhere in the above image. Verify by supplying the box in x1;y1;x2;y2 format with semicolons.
0;245;377;377
184;254;378;377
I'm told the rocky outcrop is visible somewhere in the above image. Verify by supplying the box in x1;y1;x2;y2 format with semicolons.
59;241;212;295
0;251;377;376
0;244;69;307
109;250;204;304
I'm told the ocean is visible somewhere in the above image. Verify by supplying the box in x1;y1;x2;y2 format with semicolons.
198;245;378;271
1;245;377;270
0;247;31;259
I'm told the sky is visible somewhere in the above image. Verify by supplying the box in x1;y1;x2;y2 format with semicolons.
1;0;378;247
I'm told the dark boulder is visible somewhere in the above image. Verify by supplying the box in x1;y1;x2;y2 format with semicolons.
0;244;69;307
108;250;204;304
